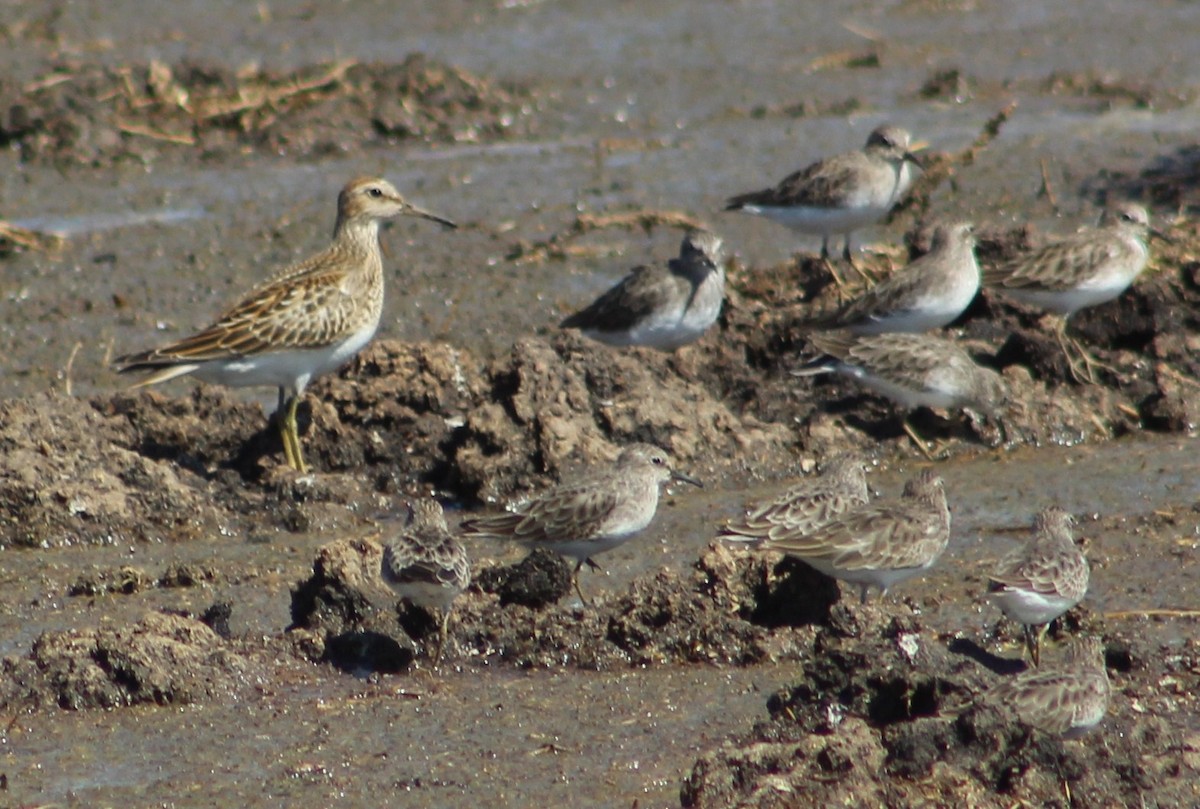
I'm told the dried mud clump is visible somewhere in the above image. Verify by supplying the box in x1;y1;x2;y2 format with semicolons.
291;539;824;672
447;332;792;503
715;216;1200;455
288;535;419;672
0;612;256;711
680;626;1200;808
0;54;537;166
0;391;225;549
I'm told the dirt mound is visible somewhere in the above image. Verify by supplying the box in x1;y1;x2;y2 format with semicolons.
0;611;259;711
0;391;224;548
680;624;1198;808
0;54;537;166
713;218;1200;453
290;539;828;671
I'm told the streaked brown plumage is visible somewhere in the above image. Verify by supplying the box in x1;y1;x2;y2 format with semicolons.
988;507;1089;667
725;125;921;266
744;469;950;604
990;636;1110;738
381;498;470;666
982;202;1161;382
720;454;869;544
806;222;979;334
460;444;701;603
113;176;456;471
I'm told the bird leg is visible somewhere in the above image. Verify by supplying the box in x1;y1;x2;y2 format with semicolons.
431;609;450;667
1025;622;1049;668
571;558;605;606
279;392;309;473
840;234;878;287
1055;317;1116;385
901;416;940;461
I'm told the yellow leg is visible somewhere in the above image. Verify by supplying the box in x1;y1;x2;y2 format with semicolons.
902;417;938;461
278;394;309;472
573;559;595;607
1026;623;1049;668
431;610;450;667
1055;318;1115;384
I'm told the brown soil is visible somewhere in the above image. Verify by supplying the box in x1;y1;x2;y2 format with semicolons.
3;17;1200;808
0;55;538;166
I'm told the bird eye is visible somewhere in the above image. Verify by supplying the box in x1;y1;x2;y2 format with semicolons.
367;187;383;198
652;455;665;465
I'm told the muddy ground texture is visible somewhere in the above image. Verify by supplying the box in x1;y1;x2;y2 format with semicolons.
3;54;1200;807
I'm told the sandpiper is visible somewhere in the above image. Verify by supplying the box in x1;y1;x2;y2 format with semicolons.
736;469;949;604
380;498;471;666
719;454;869;543
805;222;979;334
988;507;1089;667
989;636;1110;738
982;202;1162;382
795;330;1009;456
460;444;701;603
560;231;726;350
724;124;922;279
113;177;456;472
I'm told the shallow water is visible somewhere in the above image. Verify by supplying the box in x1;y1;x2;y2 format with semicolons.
3;0;1200;806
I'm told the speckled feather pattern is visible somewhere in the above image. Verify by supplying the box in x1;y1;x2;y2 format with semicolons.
757;470;950;576
115;178;403;368
814;222;979;334
721;455;869;542
989;507;1089;604
381;498;471;608
459;444;682;563
802;330;1009;416
991;636;1110;737
982;203;1152;312
115;177;453;379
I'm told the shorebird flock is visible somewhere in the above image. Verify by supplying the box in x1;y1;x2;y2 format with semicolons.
111;120;1164;739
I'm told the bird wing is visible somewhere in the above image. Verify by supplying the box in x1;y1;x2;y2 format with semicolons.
988;540;1088;599
726;153;868;209
982;232;1124;292
808;332;947;390
763;503;943;569
115;250;361;368
560;264;686;332
723;485;866;538
462;479;622;544
383;538;470;589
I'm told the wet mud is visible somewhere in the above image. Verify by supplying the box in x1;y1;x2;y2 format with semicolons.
3;1;1200;807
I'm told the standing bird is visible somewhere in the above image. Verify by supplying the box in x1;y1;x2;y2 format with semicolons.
988;507;1089;667
113;176;456;472
732;469;950;605
380;498;471;666
989;636;1111;738
981;202;1164;382
460;444;701;604
794;330;1009;457
560;231;726;350
719;454;870;543
804;222;979;334
725;124;922;284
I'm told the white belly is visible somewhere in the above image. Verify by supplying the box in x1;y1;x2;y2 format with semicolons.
991;587;1076;626
742;203;890;236
192;322;378;394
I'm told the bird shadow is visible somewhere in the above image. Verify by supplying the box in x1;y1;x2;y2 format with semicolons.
947;637;1029;676
323;629;414;675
